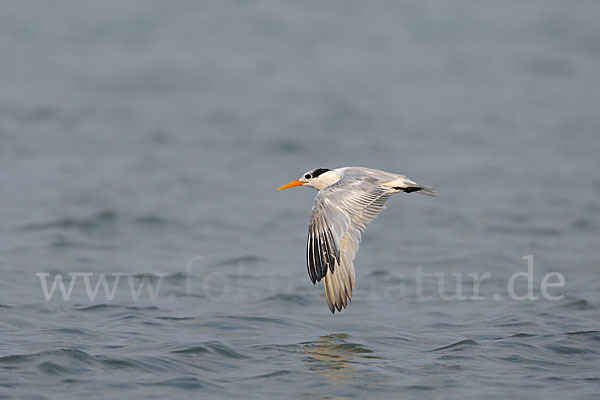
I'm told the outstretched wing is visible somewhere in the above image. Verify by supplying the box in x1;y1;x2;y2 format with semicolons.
307;177;391;313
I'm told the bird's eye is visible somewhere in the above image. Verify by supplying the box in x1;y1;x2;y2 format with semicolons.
304;174;311;179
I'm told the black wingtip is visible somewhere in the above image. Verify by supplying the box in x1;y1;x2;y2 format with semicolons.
394;186;422;193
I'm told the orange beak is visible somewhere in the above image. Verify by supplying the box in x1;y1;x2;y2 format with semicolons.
277;179;305;190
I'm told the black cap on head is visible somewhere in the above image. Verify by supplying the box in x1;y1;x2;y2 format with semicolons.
311;168;330;178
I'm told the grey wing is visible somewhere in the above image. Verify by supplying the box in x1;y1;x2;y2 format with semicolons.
307;178;391;313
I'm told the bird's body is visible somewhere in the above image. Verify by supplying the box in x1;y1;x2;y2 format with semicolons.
278;167;437;313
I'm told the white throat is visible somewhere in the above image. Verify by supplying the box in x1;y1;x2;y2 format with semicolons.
307;170;342;190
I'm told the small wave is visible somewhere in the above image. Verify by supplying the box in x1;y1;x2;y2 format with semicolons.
206;342;250;359
493;320;535;328
511;333;536;338
238;369;292;381
404;385;435;391
265;293;310;305
128;273;165;280
367;269;388;277
437;354;471;361
269;139;305;154
0;348;95;367
51;349;96;362
368;335;412;345
144;377;206;389
544;376;565;382
499;352;567;367
545;344;592;355
486;225;563;236
61;378;85;384
172;341;249;359
133;215;168;225
37;361;72;375
427;322;468;329
171;345;210;355
0;354;34;364
126;305;160;311
218;315;294;326
73;304;159;313
164;272;189;280
213;255;265;266
570;218;598;232
53;328;92;336
582;377;600;382
73;304;120;312
98;358;140;369
18;210;118;232
497;341;539;350
560;299;594;311
156;316;194;321
431;339;478;352
49;237;117;250
254;370;292;379
565;330;600;341
97;355;186;373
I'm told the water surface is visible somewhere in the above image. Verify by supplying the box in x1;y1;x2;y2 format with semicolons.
1;1;599;399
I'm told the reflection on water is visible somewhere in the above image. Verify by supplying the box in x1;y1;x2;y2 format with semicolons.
301;334;380;382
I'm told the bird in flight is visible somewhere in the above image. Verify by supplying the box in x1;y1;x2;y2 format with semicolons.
278;166;437;313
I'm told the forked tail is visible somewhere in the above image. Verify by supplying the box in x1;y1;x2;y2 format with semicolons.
414;184;438;197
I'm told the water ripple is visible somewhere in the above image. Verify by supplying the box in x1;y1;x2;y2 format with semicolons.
561;299;595;311
264;293;310;305
172;342;249;360
431;339;478;352
18;210;118;233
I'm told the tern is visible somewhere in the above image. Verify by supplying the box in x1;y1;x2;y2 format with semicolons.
278;167;437;313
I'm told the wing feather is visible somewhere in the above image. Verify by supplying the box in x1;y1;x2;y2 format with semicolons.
307;178;391;313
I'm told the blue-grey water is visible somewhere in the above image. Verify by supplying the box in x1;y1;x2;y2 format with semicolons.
1;1;600;399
